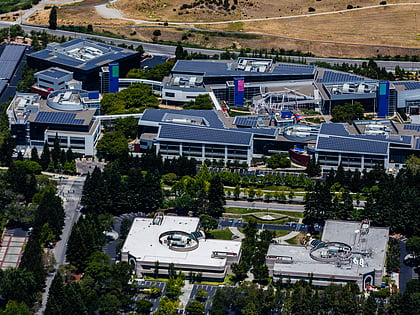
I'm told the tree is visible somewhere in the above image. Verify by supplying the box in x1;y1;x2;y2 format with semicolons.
48;6;58;30
407;237;420;257
115;116;139;139
40;141;51;170
45;273;65;315
1;300;31;315
96;131;128;161
153;29;162;37
195;289;208;301
136;299;153;314
207;175;225;217
183;94;213;110
266;153;291;169
199;214;217;232
331;102;364;123
175;44;185;60
186;300;205;315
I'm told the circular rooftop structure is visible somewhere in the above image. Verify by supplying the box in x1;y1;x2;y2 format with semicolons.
309;241;352;263
47;89;98;111
283;124;319;141
159;230;204;252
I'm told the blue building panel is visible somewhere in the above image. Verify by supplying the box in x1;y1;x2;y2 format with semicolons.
377;81;390;118
234;77;245;107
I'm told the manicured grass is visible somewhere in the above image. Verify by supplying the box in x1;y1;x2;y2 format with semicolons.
268;230;291;238
242;215;293;225
224;207;304;218
207;228;233;240
285;233;305;245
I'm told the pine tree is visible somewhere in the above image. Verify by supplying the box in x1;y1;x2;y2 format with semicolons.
40;141;51;170
31;147;40;163
49;6;58;30
207;175;225;218
44;273;65;315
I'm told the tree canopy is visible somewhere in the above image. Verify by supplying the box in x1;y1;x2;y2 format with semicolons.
100;83;159;114
331;101;365;123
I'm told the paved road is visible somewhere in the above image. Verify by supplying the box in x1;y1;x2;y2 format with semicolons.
1;21;420;71
37;175;85;314
399;239;417;292
226;200;305;212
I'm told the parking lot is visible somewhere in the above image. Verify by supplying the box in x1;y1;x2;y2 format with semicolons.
133;280;166;312
188;284;218;314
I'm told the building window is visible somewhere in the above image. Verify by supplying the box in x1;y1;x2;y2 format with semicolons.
165;92;175;97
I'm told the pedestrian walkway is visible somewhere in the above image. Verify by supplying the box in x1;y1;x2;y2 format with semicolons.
229;227;245;241
273;231;300;244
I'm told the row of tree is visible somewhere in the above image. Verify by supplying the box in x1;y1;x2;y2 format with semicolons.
305;160;420;237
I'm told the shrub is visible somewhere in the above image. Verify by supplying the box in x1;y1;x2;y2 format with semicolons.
380;1;387;4
308;7;316;12
347;4;353;9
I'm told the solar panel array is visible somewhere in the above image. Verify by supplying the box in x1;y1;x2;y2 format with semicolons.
404;124;420;132
393;81;420;90
317;71;365;83
34;112;85;125
272;63;315;75
0;80;7;95
234;116;258;127
319;123;349;136
158;124;252;145
317;136;389;155
0;44;26;80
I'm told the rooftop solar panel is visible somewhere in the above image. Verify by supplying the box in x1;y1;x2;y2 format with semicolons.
0;44;26;62
234;116;258;127
319;123;349;136
317;136;389;155
403;124;420;132
158;124;252;146
0;80;7;95
317;70;366;83
0;61;18;80
272;63;315;75
34;112;85;125
393;81;420;90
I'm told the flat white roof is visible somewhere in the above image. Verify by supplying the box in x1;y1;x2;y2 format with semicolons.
122;216;241;268
268;220;389;279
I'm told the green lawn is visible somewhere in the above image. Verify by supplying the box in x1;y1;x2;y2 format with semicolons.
242;215;294;225
207;228;233;240
268;230;291;238
285;233;305;245
224;207;304;218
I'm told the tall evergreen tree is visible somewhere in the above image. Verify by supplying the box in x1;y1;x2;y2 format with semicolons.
40;141;51;170
207;174;225;218
31;147;40;163
48;6;58;30
45;273;65;315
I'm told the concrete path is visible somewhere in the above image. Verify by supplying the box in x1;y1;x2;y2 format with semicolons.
229;227;245;241
273;231;300;244
179;281;194;311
